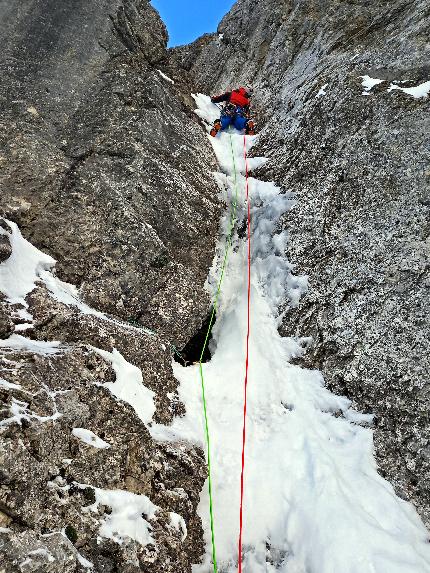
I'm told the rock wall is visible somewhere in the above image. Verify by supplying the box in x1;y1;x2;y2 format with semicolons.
1;0;429;569
0;0;220;570
175;0;430;526
0;0;220;345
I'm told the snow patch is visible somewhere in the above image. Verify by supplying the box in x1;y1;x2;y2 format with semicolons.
211;132;267;174
0;334;62;355
76;551;93;569
344;408;374;425
72;428;110;449
316;83;328;97
0;220;55;306
0;397;61;428
193;92;222;124
91;346;155;425
40;270;106;319
88;487;170;546
388;80;430;99
360;75;384;95
14;322;32;332
157;69;174;84
169;512;187;542
0;377;22;390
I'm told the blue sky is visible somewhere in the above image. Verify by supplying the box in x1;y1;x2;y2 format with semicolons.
151;0;236;47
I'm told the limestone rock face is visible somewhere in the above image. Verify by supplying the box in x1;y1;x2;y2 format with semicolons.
0;324;206;572
0;1;218;571
0;0;220;345
175;0;430;526
2;0;429;569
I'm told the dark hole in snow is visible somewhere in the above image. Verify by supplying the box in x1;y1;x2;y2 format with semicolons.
173;311;215;366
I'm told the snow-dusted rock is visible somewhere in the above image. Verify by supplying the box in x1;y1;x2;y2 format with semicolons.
1;0;429;570
0;0;220;347
0;1;213;571
0;333;206;571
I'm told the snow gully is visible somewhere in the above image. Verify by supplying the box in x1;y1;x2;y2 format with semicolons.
151;94;430;573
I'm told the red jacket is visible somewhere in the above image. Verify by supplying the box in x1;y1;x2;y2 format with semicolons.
211;87;251;108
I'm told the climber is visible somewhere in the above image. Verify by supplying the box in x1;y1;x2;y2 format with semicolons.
210;87;256;137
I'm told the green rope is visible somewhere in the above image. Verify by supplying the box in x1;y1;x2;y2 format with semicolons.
199;129;240;573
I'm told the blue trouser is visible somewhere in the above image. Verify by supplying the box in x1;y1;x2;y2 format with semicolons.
220;113;247;132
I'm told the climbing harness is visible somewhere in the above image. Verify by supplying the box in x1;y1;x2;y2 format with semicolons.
238;134;251;573
211;103;255;138
198;128;241;573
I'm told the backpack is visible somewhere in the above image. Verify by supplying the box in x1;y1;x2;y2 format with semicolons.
229;88;250;107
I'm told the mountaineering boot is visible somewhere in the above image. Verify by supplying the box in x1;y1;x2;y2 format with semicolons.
245;120;256;136
210;119;222;137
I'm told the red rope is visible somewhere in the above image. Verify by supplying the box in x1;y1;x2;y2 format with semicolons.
238;134;251;572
